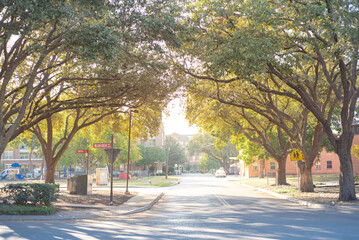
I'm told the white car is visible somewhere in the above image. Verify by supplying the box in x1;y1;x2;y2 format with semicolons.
215;169;227;178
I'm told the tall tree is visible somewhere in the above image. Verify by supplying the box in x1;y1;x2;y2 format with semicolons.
180;0;357;200
138;145;166;172
186;76;327;189
164;136;187;169
0;0;181;158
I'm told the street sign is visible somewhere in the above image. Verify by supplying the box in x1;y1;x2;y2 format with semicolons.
104;149;122;163
93;143;111;148
290;149;303;161
76;150;88;153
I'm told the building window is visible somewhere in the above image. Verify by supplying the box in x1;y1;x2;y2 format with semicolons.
4;151;13;159
327;161;332;169
20;152;28;159
315;160;321;170
253;162;258;171
270;162;276;170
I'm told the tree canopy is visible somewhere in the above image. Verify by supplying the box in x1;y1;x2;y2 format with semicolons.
187;132;238;171
0;0;181;159
179;0;359;200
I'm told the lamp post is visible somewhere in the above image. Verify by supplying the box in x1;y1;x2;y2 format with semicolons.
125;109;138;194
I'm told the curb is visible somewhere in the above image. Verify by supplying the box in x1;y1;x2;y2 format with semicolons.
0;192;165;221
122;192;165;215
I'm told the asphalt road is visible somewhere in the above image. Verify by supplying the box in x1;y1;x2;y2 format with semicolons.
1;174;358;240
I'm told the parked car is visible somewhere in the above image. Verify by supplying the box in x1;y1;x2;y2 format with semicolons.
215;169;227;178
119;172;131;180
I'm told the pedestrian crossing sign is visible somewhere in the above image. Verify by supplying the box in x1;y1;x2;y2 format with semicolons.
290;149;303;161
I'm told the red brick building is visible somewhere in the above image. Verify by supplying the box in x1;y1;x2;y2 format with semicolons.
241;134;359;178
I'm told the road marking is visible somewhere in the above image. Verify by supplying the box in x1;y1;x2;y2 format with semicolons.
216;195;231;207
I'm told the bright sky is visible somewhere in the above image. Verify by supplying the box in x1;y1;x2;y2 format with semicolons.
163;98;199;135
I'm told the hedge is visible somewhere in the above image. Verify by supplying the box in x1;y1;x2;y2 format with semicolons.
3;183;59;206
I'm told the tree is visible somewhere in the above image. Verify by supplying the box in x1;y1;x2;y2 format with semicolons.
199;154;220;172
185;75;327;189
138;145;166;173
180;0;357;200
163;136;187;170
187;133;238;171
34;99;163;183
0;0;181;159
186;96;290;185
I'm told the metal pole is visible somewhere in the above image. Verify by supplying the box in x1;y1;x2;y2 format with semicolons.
296;161;300;195
166;137;170;179
110;134;114;205
86;149;90;175
125;111;132;194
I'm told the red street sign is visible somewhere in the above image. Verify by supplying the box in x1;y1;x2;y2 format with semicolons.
93;143;111;148
76;150;88;153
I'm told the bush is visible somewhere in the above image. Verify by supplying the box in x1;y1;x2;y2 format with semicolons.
3;183;59;206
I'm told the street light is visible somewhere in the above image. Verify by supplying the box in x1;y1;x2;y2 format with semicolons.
125;109;138;194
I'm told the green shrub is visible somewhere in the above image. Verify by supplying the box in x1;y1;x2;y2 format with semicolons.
3;183;59;206
0;205;55;215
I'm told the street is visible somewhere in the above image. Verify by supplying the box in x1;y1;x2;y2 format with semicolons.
1;174;358;240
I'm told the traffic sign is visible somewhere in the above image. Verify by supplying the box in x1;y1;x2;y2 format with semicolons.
290;149;303;161
93;143;111;148
104;149;122;163
76;150;88;153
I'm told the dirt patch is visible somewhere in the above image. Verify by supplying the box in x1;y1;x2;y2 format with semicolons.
55;190;135;207
263;184;359;206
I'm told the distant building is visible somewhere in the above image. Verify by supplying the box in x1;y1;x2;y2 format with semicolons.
170;133;200;171
240;132;359;178
140;123;165;147
1;144;43;169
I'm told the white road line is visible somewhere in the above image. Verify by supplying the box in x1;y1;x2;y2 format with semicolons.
216;195;231;207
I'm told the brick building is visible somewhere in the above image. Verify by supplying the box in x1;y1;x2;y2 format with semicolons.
241;133;359;178
1;144;43;170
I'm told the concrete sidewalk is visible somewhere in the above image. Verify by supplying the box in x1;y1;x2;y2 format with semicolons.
0;192;164;221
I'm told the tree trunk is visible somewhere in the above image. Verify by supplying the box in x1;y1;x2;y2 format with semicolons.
300;163;314;192
258;159;265;178
337;147;356;201
276;156;287;185
45;161;56;184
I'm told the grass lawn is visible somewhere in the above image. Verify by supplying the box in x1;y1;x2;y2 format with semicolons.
1;175;180;188
112;176;180;187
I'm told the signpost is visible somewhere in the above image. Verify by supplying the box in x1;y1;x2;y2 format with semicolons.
98;137;121;206
93;143;111;148
76;150;88;153
290;149;303;194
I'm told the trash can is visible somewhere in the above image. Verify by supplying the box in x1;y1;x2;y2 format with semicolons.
67;175;92;195
96;168;108;186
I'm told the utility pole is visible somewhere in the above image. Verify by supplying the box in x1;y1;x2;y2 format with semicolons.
126;109;138;194
166;137;170;179
110;134;114;206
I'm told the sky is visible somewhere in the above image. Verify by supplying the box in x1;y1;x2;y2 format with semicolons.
163;98;199;135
